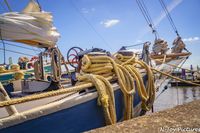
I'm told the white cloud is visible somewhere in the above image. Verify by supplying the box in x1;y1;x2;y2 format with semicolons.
183;37;199;42
100;19;120;28
81;8;95;14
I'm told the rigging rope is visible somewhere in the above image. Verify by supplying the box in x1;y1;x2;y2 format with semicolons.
114;53;155;109
152;68;200;87
1;42;41;52
0;48;35;57
122;42;150;49
36;0;42;11
3;0;12;12
136;0;159;39
158;0;179;36
0;1;8;12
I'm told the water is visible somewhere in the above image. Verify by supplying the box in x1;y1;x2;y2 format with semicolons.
153;83;200;112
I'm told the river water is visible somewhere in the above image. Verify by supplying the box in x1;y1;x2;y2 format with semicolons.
153;83;200;112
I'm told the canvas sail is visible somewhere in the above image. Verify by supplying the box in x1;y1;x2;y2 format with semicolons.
0;0;60;48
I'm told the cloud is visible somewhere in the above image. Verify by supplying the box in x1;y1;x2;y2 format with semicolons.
81;8;95;14
183;37;199;42
100;19;120;28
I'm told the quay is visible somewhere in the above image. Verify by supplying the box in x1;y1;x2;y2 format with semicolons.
87;100;200;133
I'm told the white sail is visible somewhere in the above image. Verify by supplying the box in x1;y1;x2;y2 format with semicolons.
0;0;60;48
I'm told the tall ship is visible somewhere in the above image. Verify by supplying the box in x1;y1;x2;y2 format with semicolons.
0;0;193;133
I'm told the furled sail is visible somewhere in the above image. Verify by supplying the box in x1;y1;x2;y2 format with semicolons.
0;0;60;48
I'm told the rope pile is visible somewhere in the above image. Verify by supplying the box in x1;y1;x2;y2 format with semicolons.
0;52;156;126
114;53;155;110
78;52;156;122
77;53;136;123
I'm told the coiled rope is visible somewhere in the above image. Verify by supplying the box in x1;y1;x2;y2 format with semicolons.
78;53;136;120
114;53;155;110
0;52;156;125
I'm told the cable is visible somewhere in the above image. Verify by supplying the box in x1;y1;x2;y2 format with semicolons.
125;41;151;48
35;0;42;11
1;41;41;52
155;85;168;100
139;0;156;33
141;0;154;27
69;0;113;51
0;1;8;12
0;48;34;56
136;0;159;39
136;0;152;27
158;0;179;36
3;0;12;12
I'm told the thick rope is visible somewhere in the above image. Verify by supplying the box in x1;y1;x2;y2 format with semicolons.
114;53;155;110
0;53;156;125
152;68;200;87
78;74;116;125
0;83;93;107
79;54;136;120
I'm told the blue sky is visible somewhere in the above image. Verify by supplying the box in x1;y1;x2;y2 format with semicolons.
0;0;200;68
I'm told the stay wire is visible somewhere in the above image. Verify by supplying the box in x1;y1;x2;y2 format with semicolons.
1;41;41;52
35;0;42;11
136;0;152;27
0;48;34;57
3;0;12;12
136;0;159;39
123;41;150;48
0;1;8;12
158;0;179;36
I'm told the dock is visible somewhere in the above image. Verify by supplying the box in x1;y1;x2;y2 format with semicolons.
87;100;200;133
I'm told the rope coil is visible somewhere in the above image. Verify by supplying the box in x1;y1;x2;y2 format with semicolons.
0;52;156;125
78;53;136;121
114;53;155;110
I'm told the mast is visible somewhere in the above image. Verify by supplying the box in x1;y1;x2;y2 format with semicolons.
0;26;6;65
3;41;5;65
